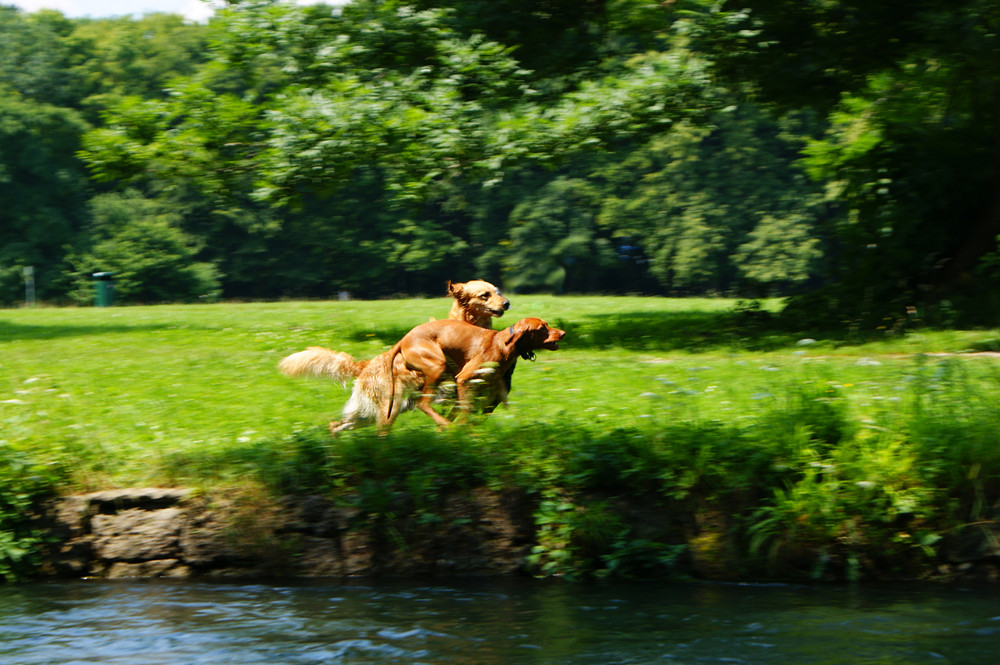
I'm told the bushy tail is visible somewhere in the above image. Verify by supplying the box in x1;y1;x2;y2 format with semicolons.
278;347;367;386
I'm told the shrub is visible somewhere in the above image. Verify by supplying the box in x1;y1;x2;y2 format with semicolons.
0;442;63;581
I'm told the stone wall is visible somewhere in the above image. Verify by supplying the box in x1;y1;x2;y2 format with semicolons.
31;486;1000;581
36;486;535;580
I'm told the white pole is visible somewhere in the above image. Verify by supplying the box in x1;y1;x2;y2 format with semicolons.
23;266;35;307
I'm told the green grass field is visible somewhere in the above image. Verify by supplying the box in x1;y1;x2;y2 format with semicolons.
4;296;1000;580
2;295;1000;490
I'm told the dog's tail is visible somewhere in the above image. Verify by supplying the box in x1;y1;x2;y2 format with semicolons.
384;341;404;424
278;347;367;386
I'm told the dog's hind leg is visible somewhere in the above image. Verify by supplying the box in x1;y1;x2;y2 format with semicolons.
328;382;379;436
411;363;454;429
329;420;354;435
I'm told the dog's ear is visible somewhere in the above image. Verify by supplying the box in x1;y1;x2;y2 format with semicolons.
504;320;524;344
505;319;541;360
447;280;465;299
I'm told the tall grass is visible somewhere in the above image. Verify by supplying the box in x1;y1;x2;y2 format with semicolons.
3;297;1000;580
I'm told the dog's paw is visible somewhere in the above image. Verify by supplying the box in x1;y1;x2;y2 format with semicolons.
329;420;352;436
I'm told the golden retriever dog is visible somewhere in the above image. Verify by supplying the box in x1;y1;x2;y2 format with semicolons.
384;317;565;430
279;280;509;434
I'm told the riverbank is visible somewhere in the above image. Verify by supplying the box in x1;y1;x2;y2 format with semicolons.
30;481;1000;583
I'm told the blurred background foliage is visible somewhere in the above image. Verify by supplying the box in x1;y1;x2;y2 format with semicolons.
2;0;998;328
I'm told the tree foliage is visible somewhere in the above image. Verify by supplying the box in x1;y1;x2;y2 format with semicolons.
698;0;1000;324
2;0;997;326
66;191;221;304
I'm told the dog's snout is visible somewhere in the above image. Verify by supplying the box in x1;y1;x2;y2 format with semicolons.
502;297;511;310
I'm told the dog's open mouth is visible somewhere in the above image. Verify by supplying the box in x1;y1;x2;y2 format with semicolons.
543;331;565;351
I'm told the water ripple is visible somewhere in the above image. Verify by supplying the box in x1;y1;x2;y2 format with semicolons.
1;580;998;665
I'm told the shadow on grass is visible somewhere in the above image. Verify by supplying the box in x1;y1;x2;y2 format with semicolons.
968;338;1000;352
162;416;803;505
345;325;415;346
557;310;802;352
341;307;812;354
0;321;213;342
165;427;497;499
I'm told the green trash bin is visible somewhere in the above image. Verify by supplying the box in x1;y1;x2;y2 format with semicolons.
93;272;115;307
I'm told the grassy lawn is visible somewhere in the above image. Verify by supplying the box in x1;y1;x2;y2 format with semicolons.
2;295;1000;492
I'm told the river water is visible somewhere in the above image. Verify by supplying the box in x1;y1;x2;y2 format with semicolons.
1;578;997;664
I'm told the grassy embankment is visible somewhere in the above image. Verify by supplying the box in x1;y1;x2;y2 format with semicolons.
2;296;1000;581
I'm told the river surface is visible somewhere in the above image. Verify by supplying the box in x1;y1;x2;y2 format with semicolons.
0;578;997;664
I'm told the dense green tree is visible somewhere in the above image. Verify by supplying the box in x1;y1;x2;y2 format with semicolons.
0;91;90;303
79;1;503;296
66;13;209;119
698;0;1000;324
1;8;85;302
734;213;821;294
65;191;220;304
592;107;826;294
5;0;891;306
407;0;609;80
82;1;714;296
0;5;211;304
504;178;616;293
0;7;77;107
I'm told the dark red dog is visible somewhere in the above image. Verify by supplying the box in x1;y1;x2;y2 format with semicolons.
385;317;565;429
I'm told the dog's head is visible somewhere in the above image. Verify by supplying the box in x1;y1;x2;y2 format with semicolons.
448;279;510;318
508;317;565;359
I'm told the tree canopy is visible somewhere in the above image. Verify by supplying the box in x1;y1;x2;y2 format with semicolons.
698;0;1000;325
2;0;997;326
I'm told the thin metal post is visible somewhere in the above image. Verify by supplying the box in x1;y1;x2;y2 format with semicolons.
22;266;35;307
